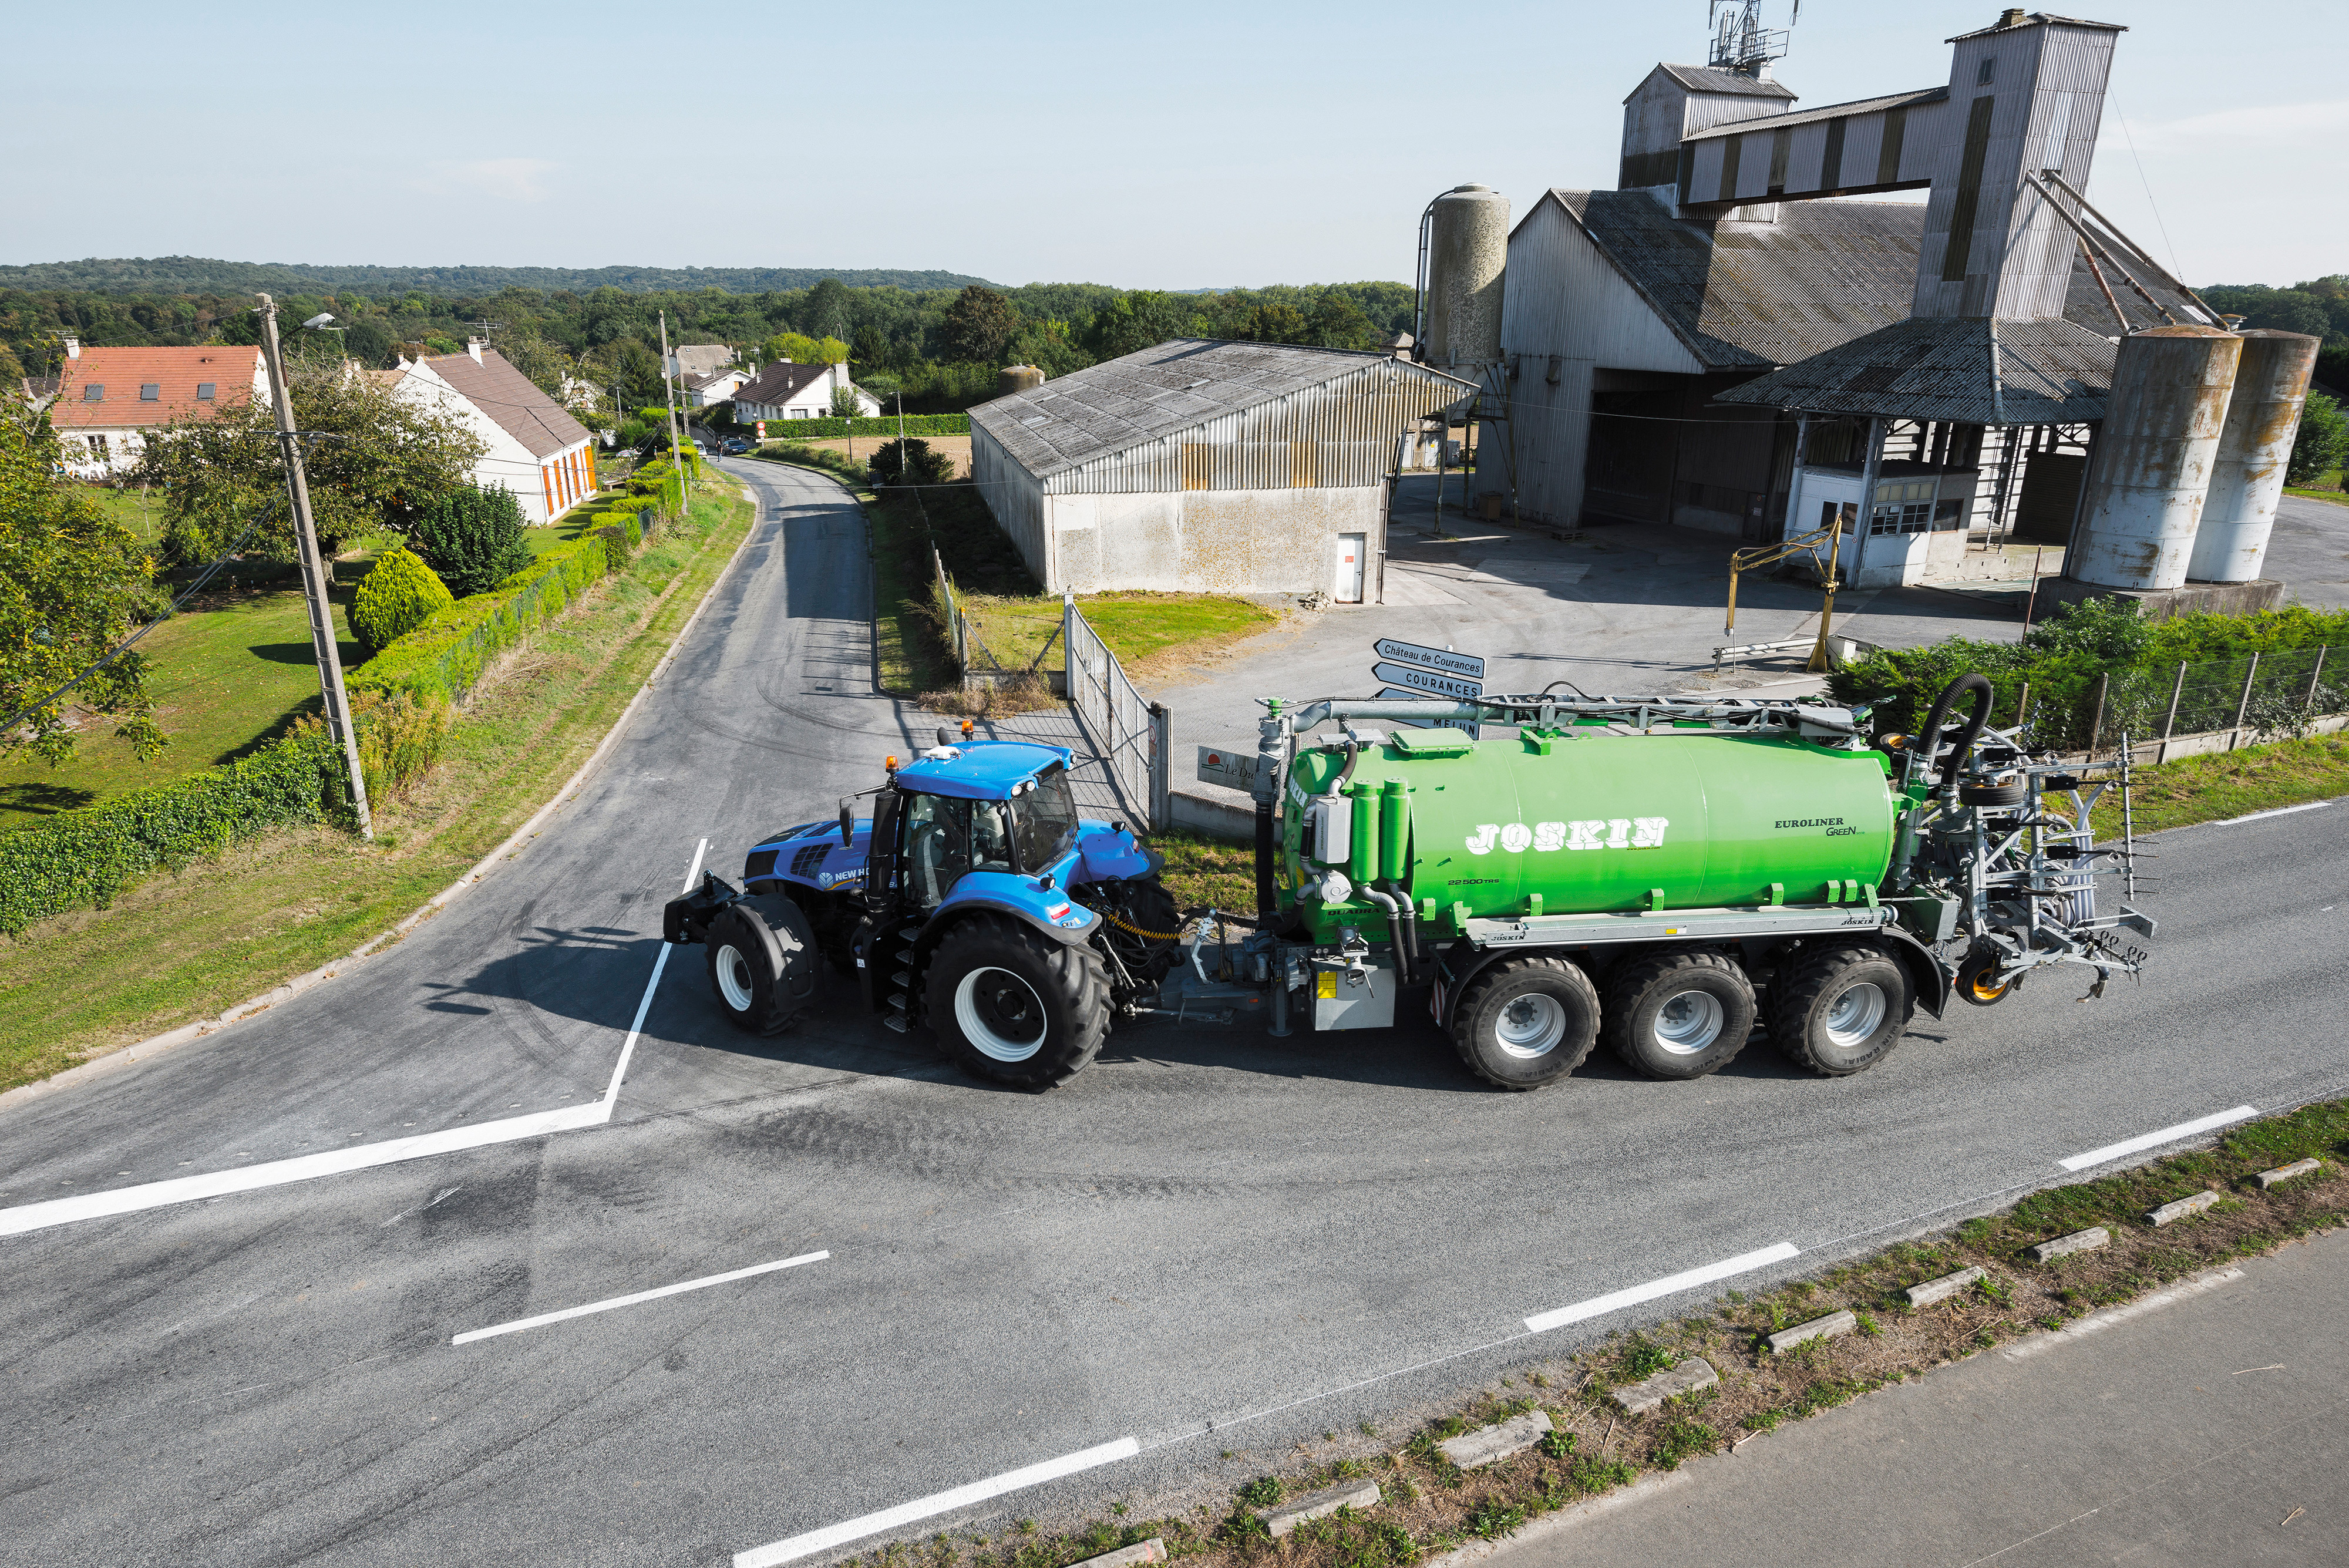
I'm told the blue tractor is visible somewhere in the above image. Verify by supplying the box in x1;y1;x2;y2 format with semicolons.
662;726;1183;1088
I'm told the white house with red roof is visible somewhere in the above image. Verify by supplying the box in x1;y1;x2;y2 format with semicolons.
383;338;599;524
46;338;269;477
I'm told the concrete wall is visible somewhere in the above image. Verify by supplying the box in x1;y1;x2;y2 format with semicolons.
1046;485;1384;597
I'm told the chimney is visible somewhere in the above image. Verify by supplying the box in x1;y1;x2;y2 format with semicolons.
467;336;487;364
62;336;80;359
1998;8;2028;26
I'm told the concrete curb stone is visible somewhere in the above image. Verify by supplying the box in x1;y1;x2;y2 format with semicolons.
2146;1190;2221;1226
1767;1310;1856;1355
1257;1480;1381;1537
1610;1358;1718;1414
1065;1540;1165;1568
2030;1226;2111;1261
2254;1158;2323;1188
1905;1265;1988;1306
1438;1410;1554;1469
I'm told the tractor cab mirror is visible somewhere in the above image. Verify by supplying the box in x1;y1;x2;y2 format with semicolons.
839;804;855;846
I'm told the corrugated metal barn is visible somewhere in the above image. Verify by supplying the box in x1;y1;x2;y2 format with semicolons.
968;340;1473;600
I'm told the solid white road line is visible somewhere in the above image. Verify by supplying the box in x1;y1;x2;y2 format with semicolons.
733;1438;1143;1568
2199;800;2331;829
0;841;711;1239
0;1104;607;1239
452;1249;826;1345
2057;1105;2257;1172
1523;1242;1801;1334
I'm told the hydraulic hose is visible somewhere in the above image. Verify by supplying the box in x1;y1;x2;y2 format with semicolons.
1917;672;1995;795
1360;883;1415;986
1253;801;1278;927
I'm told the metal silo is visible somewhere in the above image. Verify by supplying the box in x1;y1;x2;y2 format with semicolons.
1421;184;1509;367
999;364;1045;398
2068;326;2242;591
2186;329;2320;584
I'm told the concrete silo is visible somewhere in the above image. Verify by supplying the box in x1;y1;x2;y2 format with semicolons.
2186;330;2320;584
2068;326;2242;592
1421;184;1509;368
998;364;1046;398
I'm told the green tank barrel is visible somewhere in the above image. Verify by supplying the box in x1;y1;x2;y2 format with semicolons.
1284;728;1895;938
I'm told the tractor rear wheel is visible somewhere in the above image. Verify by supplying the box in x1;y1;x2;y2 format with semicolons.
1604;950;1756;1079
924;914;1109;1090
1450;957;1601;1089
1765;942;1913;1076
705;896;822;1037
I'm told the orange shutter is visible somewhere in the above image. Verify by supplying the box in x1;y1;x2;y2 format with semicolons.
542;466;554;519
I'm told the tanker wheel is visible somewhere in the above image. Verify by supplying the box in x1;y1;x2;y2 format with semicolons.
1450;957;1601;1090
1957;940;2014;1007
1765;942;1914;1076
1604;950;1757;1080
923;914;1109;1091
705;897;822;1037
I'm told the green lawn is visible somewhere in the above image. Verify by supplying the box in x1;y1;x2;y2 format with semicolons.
0;566;364;832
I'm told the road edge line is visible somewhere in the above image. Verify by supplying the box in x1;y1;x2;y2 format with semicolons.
0;486;763;1117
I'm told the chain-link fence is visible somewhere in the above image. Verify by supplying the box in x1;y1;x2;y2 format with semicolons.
2020;645;2343;756
1063;593;1171;830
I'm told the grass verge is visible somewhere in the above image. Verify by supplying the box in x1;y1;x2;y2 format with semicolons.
2079;731;2349;834
0;475;753;1093
832;1101;2348;1568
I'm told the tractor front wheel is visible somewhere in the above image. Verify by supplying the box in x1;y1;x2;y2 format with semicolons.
924;915;1109;1090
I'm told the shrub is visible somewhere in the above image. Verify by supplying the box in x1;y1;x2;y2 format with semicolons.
869;438;955;488
352;547;455;656
294;687;453;802
408;485;533;597
742;413;968;440
0;732;344;934
348;528;620;706
2287;391;2345;486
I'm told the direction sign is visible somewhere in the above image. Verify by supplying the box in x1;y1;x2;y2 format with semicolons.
1372;661;1483;701
1378;689;1480;741
1196;745;1258;791
1371;637;1484;680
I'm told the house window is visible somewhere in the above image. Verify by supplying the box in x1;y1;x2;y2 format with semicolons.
84;435;111;460
1869;501;1933;536
196;382;216;401
788;408;809;418
140;383;161;401
83;383;105;402
1977;56;1995;85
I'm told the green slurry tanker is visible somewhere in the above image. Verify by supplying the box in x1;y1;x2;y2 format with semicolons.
668;675;2153;1091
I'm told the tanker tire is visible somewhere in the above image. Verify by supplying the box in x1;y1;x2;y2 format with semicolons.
1957;940;2014;1006
924;914;1109;1091
1604;950;1757;1080
704;899;822;1037
1450;957;1601;1090
1766;942;1913;1076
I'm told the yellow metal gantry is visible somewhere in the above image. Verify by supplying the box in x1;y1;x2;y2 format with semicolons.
1724;519;1847;673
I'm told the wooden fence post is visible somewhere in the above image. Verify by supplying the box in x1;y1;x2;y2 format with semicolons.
2087;671;2109;759
2232;651;2260;746
2159;659;2187;762
2308;645;2328;706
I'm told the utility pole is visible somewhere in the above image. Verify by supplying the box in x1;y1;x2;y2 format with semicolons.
256;293;372;840
657;310;684;463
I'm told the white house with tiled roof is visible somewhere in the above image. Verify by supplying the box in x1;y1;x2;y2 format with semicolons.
733;359;879;423
385;338;598;524
47;339;269;477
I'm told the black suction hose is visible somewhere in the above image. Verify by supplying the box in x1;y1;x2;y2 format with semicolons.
1917;673;1995;793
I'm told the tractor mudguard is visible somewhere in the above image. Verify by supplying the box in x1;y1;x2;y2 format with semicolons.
925;873;1101;953
1072;820;1157;884
663;872;744;945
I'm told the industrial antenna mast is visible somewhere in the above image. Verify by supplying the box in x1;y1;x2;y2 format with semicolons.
1708;0;1796;75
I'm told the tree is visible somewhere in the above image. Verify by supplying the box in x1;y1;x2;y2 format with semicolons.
804;277;852;342
408;486;531;597
764;332;847;365
1083;291;1194;359
2287;391;2346;487
829;383;864;418
940;287;1021;366
137;365;487;568
1305;292;1376;350
0;403;163;762
1235;303;1310;345
499;331;577;396
869;438;955;488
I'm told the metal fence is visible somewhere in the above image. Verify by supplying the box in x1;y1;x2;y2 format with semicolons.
2020;645;2344;758
1062;592;1172;830
931;549;971;674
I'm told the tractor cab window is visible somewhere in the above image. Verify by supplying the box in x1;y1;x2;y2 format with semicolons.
901;792;970;908
1008;764;1078;873
970;800;1014;873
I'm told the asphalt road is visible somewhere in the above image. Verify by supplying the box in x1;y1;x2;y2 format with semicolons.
4;459;2347;1568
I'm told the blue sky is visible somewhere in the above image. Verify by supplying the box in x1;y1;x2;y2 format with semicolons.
9;0;2338;290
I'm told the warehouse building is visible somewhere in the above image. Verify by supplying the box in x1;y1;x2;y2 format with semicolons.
969;340;1472;601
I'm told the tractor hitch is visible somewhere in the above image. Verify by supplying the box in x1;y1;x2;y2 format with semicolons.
662;871;745;946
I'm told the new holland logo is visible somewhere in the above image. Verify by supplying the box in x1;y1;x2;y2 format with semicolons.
1465;819;1669;854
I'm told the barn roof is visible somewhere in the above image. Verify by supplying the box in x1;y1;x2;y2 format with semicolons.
1711;315;2121;423
968;339;1473;482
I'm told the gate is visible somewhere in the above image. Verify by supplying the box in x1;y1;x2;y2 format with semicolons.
1062;592;1172;831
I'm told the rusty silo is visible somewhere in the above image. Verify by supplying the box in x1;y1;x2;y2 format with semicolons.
2068;326;2242;591
999;364;1045;398
2186;330;2320;584
1421;184;1509;368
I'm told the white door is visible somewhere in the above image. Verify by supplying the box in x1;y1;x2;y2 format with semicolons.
1335;533;1366;603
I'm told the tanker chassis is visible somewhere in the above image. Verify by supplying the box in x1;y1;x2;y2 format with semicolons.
663;675;2155;1091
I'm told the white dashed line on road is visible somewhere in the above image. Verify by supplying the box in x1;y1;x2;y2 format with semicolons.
2057;1105;2257;1172
733;1437;1143;1567
452;1249;827;1345
1523;1241;1801;1333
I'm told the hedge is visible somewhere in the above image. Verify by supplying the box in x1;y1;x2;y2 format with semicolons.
746;413;968;440
0;732;346;934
